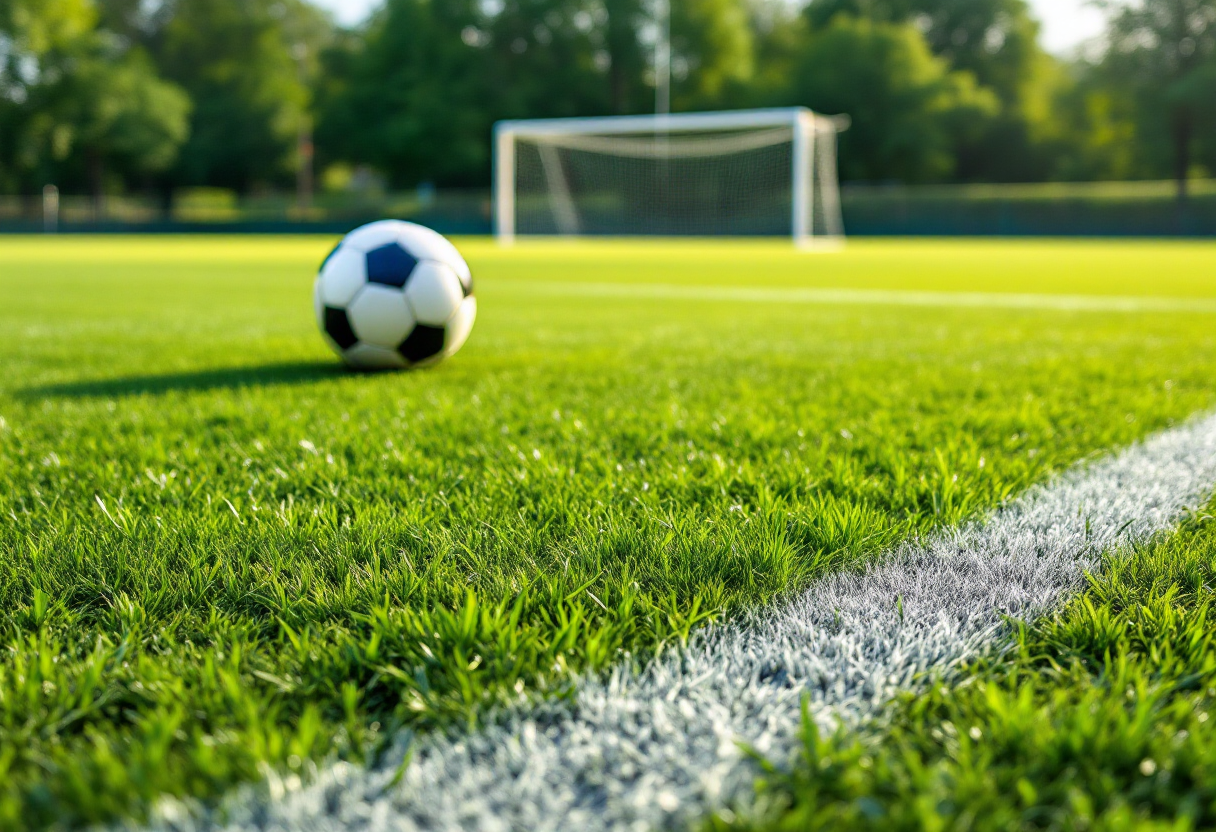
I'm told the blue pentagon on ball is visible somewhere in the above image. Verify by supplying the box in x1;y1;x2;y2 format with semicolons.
365;243;419;288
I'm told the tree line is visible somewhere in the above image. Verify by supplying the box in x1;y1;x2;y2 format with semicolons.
1;0;1214;202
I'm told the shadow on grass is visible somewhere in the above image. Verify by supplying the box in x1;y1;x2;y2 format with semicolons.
25;360;353;399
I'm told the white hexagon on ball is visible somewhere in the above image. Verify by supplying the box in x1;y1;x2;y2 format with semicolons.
405;261;464;326
341;221;408;254
348;285;417;348
395;225;473;287
317;246;367;307
314;220;476;371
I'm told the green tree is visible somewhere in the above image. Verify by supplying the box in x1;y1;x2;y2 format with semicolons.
786;16;997;182
805;0;1066;181
602;0;650;114
0;0;95;189
315;0;491;187
0;0;94;50
40;50;190;200
151;0;329;192
315;0;776;185
1099;0;1216;197
0;0;189;197
317;0;617;187
805;0;1044;99
481;0;614;119
670;0;755;108
1046;61;1140;181
95;0;156;40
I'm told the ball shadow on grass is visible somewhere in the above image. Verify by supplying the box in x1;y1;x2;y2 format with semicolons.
22;360;360;399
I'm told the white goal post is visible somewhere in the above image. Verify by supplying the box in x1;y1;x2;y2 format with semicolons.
493;107;847;247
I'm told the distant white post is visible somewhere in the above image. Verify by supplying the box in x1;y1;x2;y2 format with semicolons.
791;111;814;248
293;43;314;214
817;117;847;241
494;125;516;246
654;0;671;117
43;184;60;233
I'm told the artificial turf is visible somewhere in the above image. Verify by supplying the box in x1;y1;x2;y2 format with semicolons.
1;236;1215;828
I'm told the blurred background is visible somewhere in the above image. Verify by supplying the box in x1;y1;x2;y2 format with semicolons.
0;0;1211;235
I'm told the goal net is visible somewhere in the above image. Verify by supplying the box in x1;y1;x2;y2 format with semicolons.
493;108;846;246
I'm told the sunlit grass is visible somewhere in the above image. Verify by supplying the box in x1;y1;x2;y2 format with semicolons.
1;237;1215;828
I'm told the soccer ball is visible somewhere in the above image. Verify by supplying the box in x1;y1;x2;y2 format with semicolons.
314;220;476;370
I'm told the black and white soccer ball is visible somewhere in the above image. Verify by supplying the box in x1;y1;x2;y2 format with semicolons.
314;220;476;370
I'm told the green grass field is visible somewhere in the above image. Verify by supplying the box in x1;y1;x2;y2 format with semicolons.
3;237;1216;829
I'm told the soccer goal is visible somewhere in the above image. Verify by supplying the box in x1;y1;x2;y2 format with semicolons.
493;107;847;247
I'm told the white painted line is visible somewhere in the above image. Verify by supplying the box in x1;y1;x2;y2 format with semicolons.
508;281;1216;314
153;414;1216;832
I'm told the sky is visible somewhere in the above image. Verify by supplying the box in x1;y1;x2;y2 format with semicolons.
1026;0;1106;54
312;0;1108;55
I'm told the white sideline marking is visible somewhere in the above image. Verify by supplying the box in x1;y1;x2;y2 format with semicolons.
151;415;1216;832
511;280;1216;314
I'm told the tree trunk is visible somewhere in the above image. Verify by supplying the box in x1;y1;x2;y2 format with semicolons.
158;179;175;222
609;60;628;115
604;0;640;115
1173;107;1193;202
88;148;105;220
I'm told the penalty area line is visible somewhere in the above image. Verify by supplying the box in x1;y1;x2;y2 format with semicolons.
510;280;1216;314
151;414;1216;832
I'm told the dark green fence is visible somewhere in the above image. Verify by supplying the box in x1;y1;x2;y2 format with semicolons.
841;181;1216;237
3;181;1215;236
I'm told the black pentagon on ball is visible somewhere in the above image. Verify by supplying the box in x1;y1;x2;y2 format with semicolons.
365;243;418;288
398;324;446;363
323;306;358;350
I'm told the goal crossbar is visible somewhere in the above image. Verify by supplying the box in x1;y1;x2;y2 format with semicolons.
493;107;846;247
496;107;841;137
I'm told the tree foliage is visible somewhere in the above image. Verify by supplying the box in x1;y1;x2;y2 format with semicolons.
43;50;190;193
1099;0;1216;195
787;16;997;182
315;0;493;188
0;0;1211;195
0;0;189;196
151;0;329;192
315;0;619;188
669;0;755;107
804;0;1067;181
